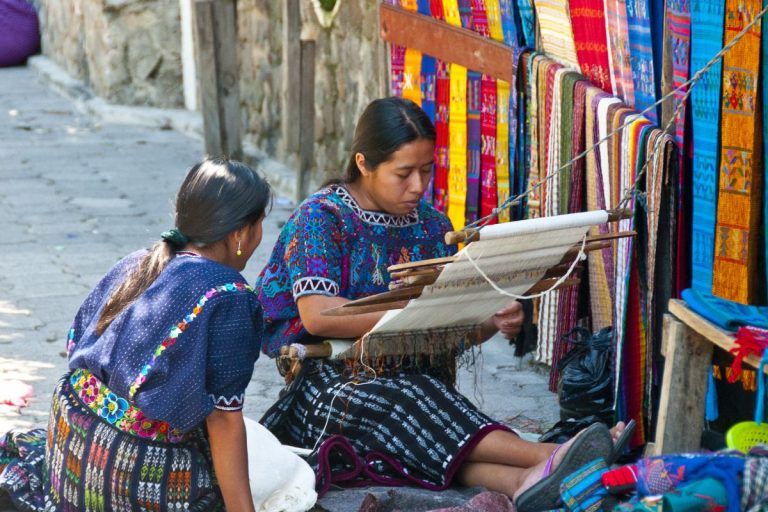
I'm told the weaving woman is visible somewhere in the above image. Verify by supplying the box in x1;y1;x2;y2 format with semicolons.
0;159;272;511
258;97;626;510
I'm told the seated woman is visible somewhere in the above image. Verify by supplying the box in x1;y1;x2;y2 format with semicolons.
0;159;271;511
257;97;625;510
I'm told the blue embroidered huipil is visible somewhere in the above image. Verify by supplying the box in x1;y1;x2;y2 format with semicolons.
67;251;262;433
257;184;456;357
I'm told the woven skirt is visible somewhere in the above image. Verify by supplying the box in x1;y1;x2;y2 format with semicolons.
0;375;222;512
261;360;509;496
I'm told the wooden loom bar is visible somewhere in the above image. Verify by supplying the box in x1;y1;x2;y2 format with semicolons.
378;3;514;82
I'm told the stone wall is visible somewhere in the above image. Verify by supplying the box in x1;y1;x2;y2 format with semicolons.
238;0;385;181
38;0;385;179
39;0;184;108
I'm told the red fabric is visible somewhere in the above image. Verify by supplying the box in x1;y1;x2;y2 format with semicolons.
601;464;639;494
728;326;768;383
569;0;612;92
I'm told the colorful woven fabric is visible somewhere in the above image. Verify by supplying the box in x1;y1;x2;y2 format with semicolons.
496;79;511;222
690;0;725;293
586;91;617;329
400;1;422;106
416;1;436;202
516;0;536;46
387;0;406;97
742;445;768;512
434;58;451;212
532;0;581;70
466;71;482;224
498;0;518;45
765;4;768;300
626;0;659;123
569;0;611;92
480;77;498;221
442;0;468;229
604;0;635;104
713;0;763;304
681;288;768;331
431;0;449;212
457;0;473;27
0;376;221;512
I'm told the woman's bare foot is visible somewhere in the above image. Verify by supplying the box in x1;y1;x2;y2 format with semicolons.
609;421;626;443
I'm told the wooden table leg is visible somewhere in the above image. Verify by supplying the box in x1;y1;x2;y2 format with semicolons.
651;313;714;455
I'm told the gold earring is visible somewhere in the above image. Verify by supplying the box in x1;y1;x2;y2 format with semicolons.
236;240;242;256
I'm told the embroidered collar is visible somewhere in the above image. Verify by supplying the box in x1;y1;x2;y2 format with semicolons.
331;185;420;227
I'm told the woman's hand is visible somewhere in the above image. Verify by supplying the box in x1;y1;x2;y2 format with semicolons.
206;409;256;512
480;301;525;341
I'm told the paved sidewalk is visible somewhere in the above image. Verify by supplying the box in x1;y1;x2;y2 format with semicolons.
0;64;559;510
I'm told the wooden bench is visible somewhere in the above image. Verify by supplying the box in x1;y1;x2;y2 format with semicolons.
650;299;766;455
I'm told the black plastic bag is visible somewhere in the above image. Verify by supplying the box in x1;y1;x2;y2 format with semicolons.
556;326;614;423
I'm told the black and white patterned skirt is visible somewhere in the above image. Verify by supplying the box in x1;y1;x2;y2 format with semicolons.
260;360;509;496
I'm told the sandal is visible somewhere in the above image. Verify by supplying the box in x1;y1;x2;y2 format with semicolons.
515;423;613;512
608;419;636;465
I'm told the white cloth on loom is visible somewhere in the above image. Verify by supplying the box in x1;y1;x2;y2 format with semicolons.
245;417;317;512
369;211;609;338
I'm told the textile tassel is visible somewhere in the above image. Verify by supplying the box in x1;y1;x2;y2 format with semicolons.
713;0;764;304
690;0;726;293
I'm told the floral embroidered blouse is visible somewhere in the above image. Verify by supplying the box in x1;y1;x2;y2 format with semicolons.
257;184;456;357
67;251;262;433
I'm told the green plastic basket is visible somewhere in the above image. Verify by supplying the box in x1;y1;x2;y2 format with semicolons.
726;348;768;453
726;421;768;453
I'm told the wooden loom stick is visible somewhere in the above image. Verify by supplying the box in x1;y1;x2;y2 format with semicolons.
322;278;582;317
445;208;634;244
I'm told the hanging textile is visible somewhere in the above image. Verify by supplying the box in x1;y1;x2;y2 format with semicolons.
431;0;450;213
526;55;543;218
604;0;635;105
547;72;587;390
444;0;468;230
665;0;690;158
517;0;536;47
400;1;422;106
764;1;768;299
416;0;436;203
713;0;764;304
457;0;473;26
625;0;659;123
466;71;483;223
470;1;499;223
499;0;519;45
690;0;725;293
587;95;621;329
569;0;612;92
536;66;569;366
387;0;406;97
532;0;581;70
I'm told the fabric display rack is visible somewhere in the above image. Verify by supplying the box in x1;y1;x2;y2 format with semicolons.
380;0;768;452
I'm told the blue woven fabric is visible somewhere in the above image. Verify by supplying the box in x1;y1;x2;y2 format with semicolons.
516;0;535;47
681;288;768;332
690;0;725;293
67;252;262;432
625;0;658;123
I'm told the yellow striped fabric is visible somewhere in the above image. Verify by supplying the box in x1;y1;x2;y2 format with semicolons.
496;79;511;222
532;0;582;70
401;0;422;105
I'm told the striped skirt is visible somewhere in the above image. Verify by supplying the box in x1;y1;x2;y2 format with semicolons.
261;360;509;496
0;375;222;512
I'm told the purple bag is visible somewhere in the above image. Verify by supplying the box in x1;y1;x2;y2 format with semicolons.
0;0;40;67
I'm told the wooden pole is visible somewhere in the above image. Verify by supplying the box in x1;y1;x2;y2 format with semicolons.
193;0;242;160
282;0;301;154
297;39;316;201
